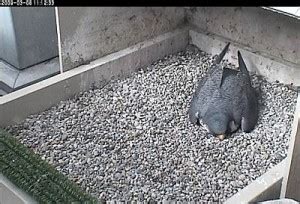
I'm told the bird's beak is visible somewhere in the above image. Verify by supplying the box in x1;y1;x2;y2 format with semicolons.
217;134;226;141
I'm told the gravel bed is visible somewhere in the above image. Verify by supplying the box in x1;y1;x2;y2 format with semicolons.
7;45;298;203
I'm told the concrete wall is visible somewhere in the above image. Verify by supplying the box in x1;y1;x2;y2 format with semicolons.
186;7;300;65
189;30;300;86
57;7;186;71
281;94;300;200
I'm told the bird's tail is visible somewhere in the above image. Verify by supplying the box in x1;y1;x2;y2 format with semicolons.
238;51;249;75
214;42;230;64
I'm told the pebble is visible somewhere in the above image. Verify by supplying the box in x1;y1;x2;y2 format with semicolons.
6;45;298;203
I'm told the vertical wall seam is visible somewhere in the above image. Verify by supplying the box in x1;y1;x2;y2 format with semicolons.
55;7;64;74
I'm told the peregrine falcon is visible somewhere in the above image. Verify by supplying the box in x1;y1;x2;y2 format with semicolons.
188;43;258;140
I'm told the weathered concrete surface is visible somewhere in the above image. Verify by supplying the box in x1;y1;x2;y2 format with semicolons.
0;58;60;94
0;173;37;204
0;8;58;69
186;7;300;65
56;7;185;71
0;28;188;127
225;159;286;204
14;57;60;90
0;61;19;89
0;89;7;97
189;29;300;86
281;93;300;200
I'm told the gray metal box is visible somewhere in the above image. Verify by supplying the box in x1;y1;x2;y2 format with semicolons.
0;8;58;70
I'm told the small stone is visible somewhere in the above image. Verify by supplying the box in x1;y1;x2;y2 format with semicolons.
61;133;68;141
238;174;246;180
93;150;99;156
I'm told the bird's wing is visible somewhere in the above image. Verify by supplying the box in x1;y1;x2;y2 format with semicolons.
219;73;244;126
188;93;201;124
188;75;213;122
188;42;231;123
214;42;230;65
238;51;251;82
199;69;224;117
241;86;259;132
188;72;208;124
